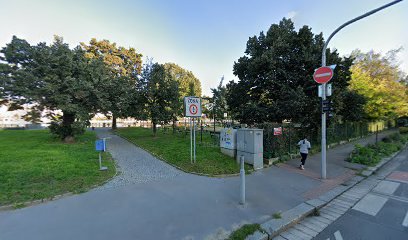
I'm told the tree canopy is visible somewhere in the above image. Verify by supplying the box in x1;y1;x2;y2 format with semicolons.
81;39;143;129
349;49;408;120
139;60;179;135
0;36;108;140
228;18;357;129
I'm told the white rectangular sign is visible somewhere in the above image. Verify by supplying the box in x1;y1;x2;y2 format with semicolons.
184;96;202;117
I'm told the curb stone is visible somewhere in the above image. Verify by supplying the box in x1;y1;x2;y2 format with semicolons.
246;144;407;240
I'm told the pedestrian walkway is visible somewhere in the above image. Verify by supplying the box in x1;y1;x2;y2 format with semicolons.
270;137;408;240
0;128;400;240
95;128;183;190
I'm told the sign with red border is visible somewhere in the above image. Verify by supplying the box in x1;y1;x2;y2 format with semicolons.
273;127;282;136
184;96;202;117
313;66;334;84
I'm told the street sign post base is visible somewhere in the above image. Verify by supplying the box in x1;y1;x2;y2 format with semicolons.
99;166;108;171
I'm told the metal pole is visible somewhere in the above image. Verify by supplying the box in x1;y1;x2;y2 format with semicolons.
193;118;196;163
190;118;193;164
99;152;102;169
240;155;246;205
320;0;402;179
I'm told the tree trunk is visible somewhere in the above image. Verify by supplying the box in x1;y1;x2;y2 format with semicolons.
62;112;75;127
62;112;75;143
172;119;176;134
152;120;157;136
112;114;117;130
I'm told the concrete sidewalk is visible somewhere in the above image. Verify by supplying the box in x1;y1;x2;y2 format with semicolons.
0;129;398;240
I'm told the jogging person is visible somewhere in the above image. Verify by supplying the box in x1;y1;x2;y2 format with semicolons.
297;137;311;170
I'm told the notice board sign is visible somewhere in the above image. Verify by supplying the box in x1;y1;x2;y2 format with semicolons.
95;140;106;151
184;96;202;117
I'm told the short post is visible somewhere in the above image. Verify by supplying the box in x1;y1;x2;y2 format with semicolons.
240;155;246;205
376;125;379;144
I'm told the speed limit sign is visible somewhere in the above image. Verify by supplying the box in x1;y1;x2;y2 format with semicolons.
184;96;202;117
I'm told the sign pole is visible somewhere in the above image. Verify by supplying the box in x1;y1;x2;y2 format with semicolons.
321;83;327;179
190;118;193;164
319;0;401;179
193;118;196;163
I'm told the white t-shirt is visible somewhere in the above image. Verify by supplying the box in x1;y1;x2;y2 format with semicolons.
298;139;311;154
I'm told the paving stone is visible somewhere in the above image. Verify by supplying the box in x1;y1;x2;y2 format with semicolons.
322;206;345;215
318;212;338;221
306;198;326;208
261;203;314;237
246;230;269;240
94;130;183;190
286;228;313;239
318;186;346;202
280;231;303;240
331;199;354;208
313;216;332;225
272;235;288;240
341;192;361;200
327;203;350;212
293;224;318;238
336;195;358;204
320;209;341;219
300;219;326;232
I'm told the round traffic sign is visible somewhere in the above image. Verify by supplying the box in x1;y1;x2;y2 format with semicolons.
189;104;198;115
313;66;333;84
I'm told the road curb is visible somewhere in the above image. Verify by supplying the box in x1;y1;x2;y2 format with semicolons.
246;144;407;240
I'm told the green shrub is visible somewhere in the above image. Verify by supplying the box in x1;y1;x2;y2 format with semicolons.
350;136;405;166
227;224;263;240
399;127;408;134
382;136;392;143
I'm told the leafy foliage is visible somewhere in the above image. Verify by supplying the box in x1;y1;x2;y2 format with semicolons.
349;133;407;166
139;61;179;135
349;49;408;121
81;39;143;129
0;36;108;140
228;18;356;129
211;76;228;122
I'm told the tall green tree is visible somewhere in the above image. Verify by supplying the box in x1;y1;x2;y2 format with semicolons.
0;36;108;140
349;49;408;120
229;18;354;130
163;63;201;131
139;61;179;136
81;39;143;129
211;76;228;123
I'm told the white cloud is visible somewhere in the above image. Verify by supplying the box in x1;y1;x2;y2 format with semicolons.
286;11;298;20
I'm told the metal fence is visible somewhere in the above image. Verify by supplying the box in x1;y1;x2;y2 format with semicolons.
256;121;393;159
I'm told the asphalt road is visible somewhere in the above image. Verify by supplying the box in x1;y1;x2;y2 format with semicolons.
314;147;408;240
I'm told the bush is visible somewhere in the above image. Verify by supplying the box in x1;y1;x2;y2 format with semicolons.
350;133;405;166
399;127;408;134
382;136;392;143
49;121;86;140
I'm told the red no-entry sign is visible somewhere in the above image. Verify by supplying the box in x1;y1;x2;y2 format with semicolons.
313;67;333;84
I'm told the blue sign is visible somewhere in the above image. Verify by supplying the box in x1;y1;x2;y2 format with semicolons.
95;140;105;151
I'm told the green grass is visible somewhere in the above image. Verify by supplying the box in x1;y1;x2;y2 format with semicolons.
0;130;115;206
116;127;245;175
227;224;263;240
272;212;282;219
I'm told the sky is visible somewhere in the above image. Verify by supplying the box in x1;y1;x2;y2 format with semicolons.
0;0;407;96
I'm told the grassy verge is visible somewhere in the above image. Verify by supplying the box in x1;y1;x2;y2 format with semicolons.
116;127;245;175
227;224;264;240
0;130;115;206
349;132;408;166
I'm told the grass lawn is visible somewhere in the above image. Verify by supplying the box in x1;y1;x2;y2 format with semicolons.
0;130;115;206
116;127;244;175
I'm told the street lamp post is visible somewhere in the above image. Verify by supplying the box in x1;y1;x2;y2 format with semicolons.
320;0;403;179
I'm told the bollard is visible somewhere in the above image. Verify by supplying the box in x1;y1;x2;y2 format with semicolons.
240;155;245;205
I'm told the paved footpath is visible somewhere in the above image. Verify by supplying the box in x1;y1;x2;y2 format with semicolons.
0;129;398;240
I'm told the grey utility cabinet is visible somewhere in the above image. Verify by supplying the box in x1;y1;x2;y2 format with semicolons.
236;128;263;169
